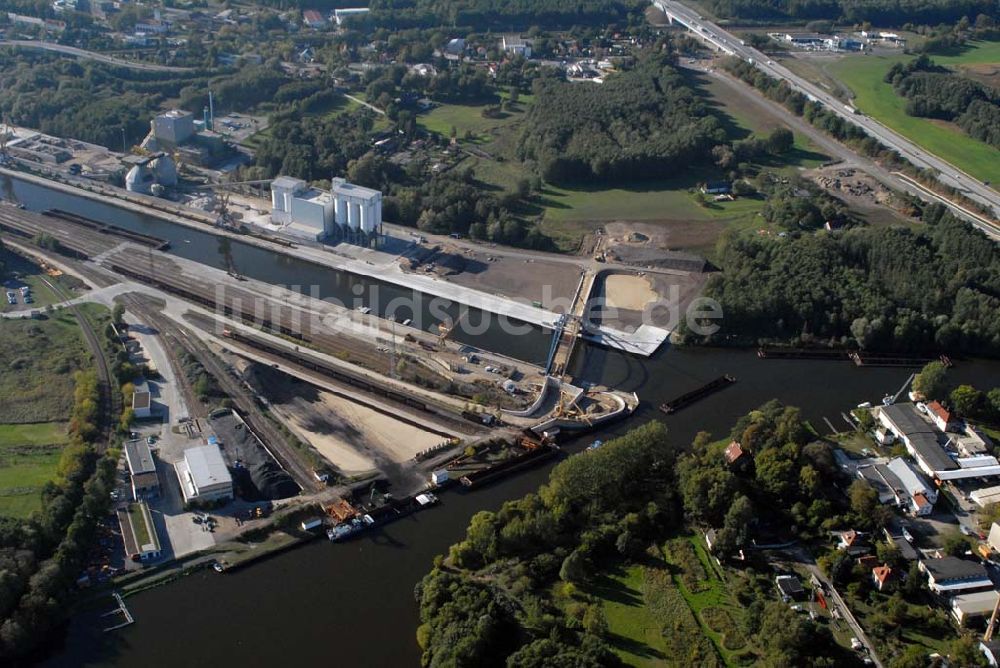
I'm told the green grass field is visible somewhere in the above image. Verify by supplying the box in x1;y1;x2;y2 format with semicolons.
417;97;529;142
128;503;152;547
828;41;1000;185
0;307;93;423
0;249;82;313
0;422;69;518
587;564;670;667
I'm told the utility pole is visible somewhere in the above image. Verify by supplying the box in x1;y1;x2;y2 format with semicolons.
388;318;397;379
121;126;127;155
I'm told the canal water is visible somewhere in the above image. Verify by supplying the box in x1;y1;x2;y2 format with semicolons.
43;345;1000;668
0;175;551;365
10;174;999;667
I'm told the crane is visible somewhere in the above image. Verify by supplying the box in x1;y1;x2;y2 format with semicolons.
985;593;1000;642
882;373;916;406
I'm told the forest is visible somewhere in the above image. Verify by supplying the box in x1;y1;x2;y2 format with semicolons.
517;54;725;183
688;204;1000;355
885;56;1000;149
0;50;296;151
367;0;646;31
699;0;997;24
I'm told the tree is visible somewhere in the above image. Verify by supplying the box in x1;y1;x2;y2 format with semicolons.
715;495;753;554
849;480;879;519
941;531;972;557
950;384;984;418
111;303;126;326
767;127;794;154
989;388;1000;421
948;635;989;667
559;550;589;584
913;361;949;400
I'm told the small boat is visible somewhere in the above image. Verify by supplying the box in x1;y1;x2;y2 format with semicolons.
587;439;603;451
356;306;371;314
401;318;412;326
211;561;225;573
327;517;368;541
415;492;438;507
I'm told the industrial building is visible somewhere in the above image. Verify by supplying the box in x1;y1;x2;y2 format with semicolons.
124;439;159;500
501;35;532;58
141;108;231;167
132;390;152;418
951;590;1000;625
118;501;162;562
919;557;993;595
270;175;382;244
174;444;233;505
124;153;178;195
875;403;1000;481
856;457;936;516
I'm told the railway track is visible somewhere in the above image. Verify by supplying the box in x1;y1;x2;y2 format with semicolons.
120;294;321;493
41;275;121;450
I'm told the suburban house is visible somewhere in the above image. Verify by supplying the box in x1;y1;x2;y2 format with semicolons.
919;557;993;595
835;530;870;556
723;441;747;466
927;401;956;432
302;9;326;27
872;565;894;592
775;574;805;601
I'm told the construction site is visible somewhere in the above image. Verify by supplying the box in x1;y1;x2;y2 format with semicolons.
0;181;643;567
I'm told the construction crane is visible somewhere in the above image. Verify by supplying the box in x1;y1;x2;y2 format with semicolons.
985;594;1000;642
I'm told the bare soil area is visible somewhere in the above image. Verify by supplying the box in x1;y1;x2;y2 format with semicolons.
808;166;914;226
602;221;717;267
404;243;581;306
250;368;447;476
603;274;659;312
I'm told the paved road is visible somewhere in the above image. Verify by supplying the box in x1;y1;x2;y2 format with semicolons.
778;547;884;667
0;39;193;72
344;93;385;115
653;0;1000;232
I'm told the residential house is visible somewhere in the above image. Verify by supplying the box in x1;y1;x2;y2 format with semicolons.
723;441;746;465
302;9;326;28
927;401;955;432
836;530;871;556
775;574;805;601
872;564;894;591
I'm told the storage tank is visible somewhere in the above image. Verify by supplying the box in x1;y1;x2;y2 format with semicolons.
151;155;177;186
125;164;153;194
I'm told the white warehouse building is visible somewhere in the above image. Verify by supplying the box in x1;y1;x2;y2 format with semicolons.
270;175;382;244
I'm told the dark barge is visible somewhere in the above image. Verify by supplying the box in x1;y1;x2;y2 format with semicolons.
659;375;737;415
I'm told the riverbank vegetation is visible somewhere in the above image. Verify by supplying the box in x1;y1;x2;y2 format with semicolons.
688;204;1000;355
416;408;863;666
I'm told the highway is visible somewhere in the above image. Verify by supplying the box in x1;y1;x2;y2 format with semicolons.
0;39;193;72
652;0;1000;231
